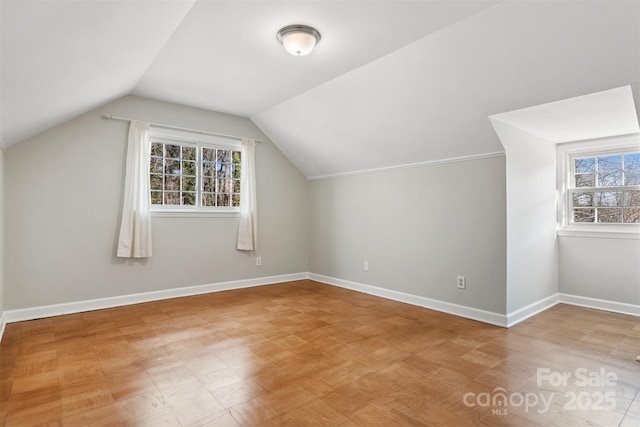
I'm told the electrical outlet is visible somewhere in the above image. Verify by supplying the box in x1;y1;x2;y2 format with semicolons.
363;260;370;272
256;256;262;266
457;275;466;289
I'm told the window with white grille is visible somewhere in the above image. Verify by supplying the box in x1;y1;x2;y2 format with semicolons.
148;127;241;212
569;152;640;224
558;135;640;236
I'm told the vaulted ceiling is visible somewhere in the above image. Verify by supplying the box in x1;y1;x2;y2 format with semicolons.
2;1;639;178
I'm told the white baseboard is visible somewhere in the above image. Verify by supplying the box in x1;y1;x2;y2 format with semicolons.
308;273;509;327
559;293;640;317
0;313;6;343
2;272;635;345
506;293;560;327
503;292;639;327
2;273;308;325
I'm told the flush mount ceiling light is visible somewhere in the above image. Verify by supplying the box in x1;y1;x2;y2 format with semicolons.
276;25;321;57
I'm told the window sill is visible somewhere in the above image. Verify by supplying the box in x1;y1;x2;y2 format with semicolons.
557;228;640;240
151;209;239;218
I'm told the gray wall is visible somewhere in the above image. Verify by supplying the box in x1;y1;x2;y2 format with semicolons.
0;148;4;319
556;133;640;307
308;156;507;314
559;237;640;305
5;95;308;310
491;119;559;314
4;93;636;318
559;88;640;308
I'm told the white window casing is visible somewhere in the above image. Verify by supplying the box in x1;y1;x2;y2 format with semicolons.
149;126;242;217
557;134;640;239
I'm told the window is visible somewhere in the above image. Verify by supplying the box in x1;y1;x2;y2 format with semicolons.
570;152;640;224
148;127;241;213
558;135;640;236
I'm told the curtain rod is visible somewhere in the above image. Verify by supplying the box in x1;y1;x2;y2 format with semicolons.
103;114;261;143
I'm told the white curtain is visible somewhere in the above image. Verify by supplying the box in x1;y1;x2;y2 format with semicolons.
117;120;153;258
237;138;257;250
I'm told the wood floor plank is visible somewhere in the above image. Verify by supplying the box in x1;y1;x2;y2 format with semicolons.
1;280;638;426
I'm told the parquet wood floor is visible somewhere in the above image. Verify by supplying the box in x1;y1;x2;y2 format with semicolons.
0;280;638;426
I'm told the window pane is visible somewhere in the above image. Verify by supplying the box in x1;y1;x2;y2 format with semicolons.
150;142;163;157
575;157;595;173
165;144;181;159
216;162;228;177
182;192;196;206
217;179;231;193
151;191;163;205
165;159;181;175
624;190;640;207
568;151;640;227
597;170;622;187
574;208;595;223
624;153;640;169
203;147;215;161
182;161;196;176
217;193;230;207
150;175;163;190
575;173;594;187
596;191;621;207
150;158;163;174
624;169;640;185
623;207;640;223
164;192;180;205
202;178;214;192
597;208;622;223
598;155;622;170
182;146;196;161
202;161;214;177
232;162;241;179
149;142;242;210
202;193;215;206
217;150;230;162
165;175;180;191
183;177;196;192
573;192;594;207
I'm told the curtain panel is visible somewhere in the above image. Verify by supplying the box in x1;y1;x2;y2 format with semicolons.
237;138;257;250
117;120;153;258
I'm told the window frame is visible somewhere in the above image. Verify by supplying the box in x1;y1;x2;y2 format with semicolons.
557;134;640;239
149;126;241;218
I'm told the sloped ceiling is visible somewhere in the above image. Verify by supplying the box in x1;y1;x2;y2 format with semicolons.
253;1;640;178
2;1;639;179
0;0;197;146
490;86;640;144
133;0;498;117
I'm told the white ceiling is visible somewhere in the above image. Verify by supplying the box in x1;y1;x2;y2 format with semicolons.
133;0;498;117
2;1;639;178
0;0;196;146
490;86;640;144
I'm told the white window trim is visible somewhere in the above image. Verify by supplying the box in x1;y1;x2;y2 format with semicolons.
149;126;242;215
151;210;239;218
557;133;640;239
